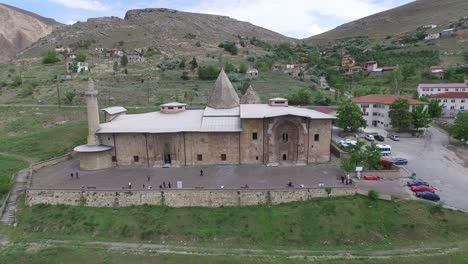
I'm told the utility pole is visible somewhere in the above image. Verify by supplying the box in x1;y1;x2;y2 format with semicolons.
56;81;61;108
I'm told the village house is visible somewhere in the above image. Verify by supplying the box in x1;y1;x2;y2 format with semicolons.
421;24;437;29
425;33;440;40
341;55;355;68
107;48;125;57
417;80;468;97
272;63;282;71
430;66;445;79
352;95;427;129
365;61;378;72
127;50;144;62
62;52;76;60
351;66;363;73
74;70;336;170
67;61;89;73
428;92;468;118
246;68;259;78
440;28;455;38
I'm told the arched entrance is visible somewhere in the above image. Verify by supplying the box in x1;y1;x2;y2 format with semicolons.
274;120;299;163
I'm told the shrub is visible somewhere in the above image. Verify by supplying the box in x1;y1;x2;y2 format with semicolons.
198;65;220;80
18;85;33;98
224;62;235;73
65;90;76;104
42;50;60;64
159;58;181;71
368;190;379;201
286;88;312;105
10;76;22;87
120;55;128;67
181;71;190;80
239;63;248;74
220;42;238;55
75;52;87;62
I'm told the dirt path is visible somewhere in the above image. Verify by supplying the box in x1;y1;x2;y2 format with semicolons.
6;239;466;261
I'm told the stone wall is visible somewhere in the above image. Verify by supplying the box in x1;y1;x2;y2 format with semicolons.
185;132;240;165
308;119;332;163
26;187;356;208
239;119;264;164
362;165;401;179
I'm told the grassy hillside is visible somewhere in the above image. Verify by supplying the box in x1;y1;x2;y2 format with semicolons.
305;0;468;43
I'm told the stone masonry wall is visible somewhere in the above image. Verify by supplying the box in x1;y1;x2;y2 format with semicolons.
240;119;264;164
308;119;332;163
26;187;356;208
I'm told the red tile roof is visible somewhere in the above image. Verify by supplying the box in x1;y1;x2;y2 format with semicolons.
428;92;468;99
352;95;426;105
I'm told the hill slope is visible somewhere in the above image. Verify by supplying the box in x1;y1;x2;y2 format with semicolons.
21;8;295;58
305;0;468;43
0;3;60;62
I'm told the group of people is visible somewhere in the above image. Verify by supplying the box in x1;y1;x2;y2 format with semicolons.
341;174;352;185
69;172;79;179
159;181;172;189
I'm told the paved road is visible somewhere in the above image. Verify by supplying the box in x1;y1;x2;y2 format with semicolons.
391;126;468;210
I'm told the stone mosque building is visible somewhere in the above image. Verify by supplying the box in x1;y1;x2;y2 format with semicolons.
74;70;335;170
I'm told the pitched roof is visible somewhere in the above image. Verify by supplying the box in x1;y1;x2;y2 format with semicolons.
428;92;468;99
207;69;240;109
352;95;426;105
160;102;187;107
101;106;127;115
240;85;261;104
240;104;335;119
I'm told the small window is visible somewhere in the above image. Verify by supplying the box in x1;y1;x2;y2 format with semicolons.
451;99;455;103
133;156;139;162
221;154;227;161
178;106;183;109
197;154;203;161
314;134;320;141
256;156;259;160
461;99;465;103
168;106;174;109
112;156;117;162
252;132;258;140
282;133;288;142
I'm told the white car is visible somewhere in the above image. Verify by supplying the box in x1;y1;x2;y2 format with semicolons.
365;135;375;141
340;138;357;147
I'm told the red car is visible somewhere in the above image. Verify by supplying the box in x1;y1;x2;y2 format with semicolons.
363;175;381;181
410;185;435;193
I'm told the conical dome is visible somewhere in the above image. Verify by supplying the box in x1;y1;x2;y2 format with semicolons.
207;69;240;109
240;85;261;104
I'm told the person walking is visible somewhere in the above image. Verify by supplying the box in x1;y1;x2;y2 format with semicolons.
200;169;204;176
70;173;74;179
163;181;166;188
128;182;132;189
341;175;345;184
147;175;150;182
143;183;145;189
346;174;351;185
168;182;171;188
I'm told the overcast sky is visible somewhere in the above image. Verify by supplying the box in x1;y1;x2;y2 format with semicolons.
3;0;413;38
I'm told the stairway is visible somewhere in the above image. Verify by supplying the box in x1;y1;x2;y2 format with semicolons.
0;169;29;225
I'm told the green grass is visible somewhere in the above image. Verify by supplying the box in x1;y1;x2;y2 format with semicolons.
0;121;86;161
0;155;28;201
12;196;468;250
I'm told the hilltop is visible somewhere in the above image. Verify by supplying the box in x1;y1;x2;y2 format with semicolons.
0;3;61;62
305;0;468;44
20;8;295;58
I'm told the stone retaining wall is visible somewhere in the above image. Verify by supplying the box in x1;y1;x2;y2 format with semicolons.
362;164;401;179
26;187;356;208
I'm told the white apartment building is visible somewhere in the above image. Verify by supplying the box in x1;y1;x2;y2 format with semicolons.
352;95;427;129
428;92;468;118
417;80;468;97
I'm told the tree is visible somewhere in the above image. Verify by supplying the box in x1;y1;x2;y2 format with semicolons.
412;104;431;130
65;90;76;104
336;100;366;132
286;88;312;105
220;42;238;55
238;63;248;74
76;52;87;62
42;50;60;64
427;99;443;118
189;57;198;71
389;99;412;131
179;58;186;69
120;55;128;67
387;69;403;94
198;65;220;80
224;62;235;73
449;112;468;145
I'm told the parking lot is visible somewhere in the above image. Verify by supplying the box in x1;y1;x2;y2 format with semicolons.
334;126;468;210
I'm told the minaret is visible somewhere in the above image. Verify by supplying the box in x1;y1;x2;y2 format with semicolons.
85;78;100;145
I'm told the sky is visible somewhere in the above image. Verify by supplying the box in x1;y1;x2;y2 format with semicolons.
2;0;414;38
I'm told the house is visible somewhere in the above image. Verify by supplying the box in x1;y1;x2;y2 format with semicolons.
272;64;282;71
286;64;295;69
369;66;399;76
425;33;440;40
62;52;76;60
73;70;336;170
352;95;427;129
417;80;468;97
107;48;124;57
56;47;73;54
440;28;455;38
341;55;355;68
365;61;378;72
351;66;363;73
246;68;259;78
421;24;437;29
67;61;89;73
127;50;144;62
101;106;128;122
428;92;468;118
430;66;445;79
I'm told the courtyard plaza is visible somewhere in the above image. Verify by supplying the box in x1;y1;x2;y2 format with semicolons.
30;158;345;190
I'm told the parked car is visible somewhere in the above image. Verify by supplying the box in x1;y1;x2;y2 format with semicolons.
415;191;440;202
392;157;408;165
365;134;375;141
407;180;430;187
390;134;400;141
363;175;381;180
340;138;357;147
410;185;436;193
374;135;385;141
